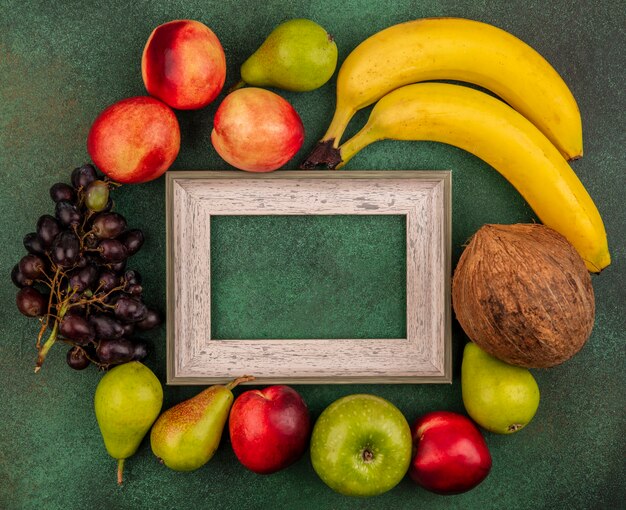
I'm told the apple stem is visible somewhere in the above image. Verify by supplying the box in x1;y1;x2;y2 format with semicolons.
362;449;374;463
117;459;124;486
226;375;255;390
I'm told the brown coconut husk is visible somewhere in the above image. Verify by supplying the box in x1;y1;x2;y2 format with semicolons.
452;224;595;368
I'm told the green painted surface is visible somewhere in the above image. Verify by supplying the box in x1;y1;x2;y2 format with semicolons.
0;1;624;509
211;215;406;340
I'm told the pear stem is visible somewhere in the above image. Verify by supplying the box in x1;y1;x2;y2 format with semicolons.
117;459;125;485
226;375;255;390
227;80;246;94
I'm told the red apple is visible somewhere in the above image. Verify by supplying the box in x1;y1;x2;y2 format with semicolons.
410;411;492;494
87;96;180;184
211;88;304;172
229;385;310;474
142;20;226;110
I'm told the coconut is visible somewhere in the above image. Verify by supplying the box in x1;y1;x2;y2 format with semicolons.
452;224;595;368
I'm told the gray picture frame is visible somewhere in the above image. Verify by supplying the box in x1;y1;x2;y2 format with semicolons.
166;170;452;385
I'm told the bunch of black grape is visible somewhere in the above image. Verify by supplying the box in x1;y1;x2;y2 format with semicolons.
11;164;161;372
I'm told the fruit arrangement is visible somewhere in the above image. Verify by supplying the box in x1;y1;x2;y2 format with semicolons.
301;17;609;273
302;17;582;162
12;13;611;501
11;164;161;372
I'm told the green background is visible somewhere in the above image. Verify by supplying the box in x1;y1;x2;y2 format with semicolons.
1;0;624;508
211;215;407;340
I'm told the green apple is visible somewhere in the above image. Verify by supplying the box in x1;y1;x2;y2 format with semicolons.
310;394;412;497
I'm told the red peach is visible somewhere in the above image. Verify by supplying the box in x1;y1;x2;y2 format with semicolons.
87;96;180;184
229;385;311;474
211;88;304;172
142;20;226;110
410;411;492;494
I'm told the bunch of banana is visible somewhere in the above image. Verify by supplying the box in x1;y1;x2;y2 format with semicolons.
301;17;610;272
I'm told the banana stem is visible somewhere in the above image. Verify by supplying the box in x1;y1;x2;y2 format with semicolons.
226;375;255;390
300;102;359;169
117;459;124;485
335;127;378;169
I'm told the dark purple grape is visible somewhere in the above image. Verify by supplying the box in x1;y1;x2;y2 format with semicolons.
18;254;46;280
60;314;95;345
71;164;97;189
23;233;46;255
123;269;141;285
135;309;162;331
108;260;127;274
68;265;98;292
50;231;80;267
50;183;76;203
131;339;149;361
114;295;147;323
84;253;101;265
122;272;142;294
121;322;135;337
16;287;47;317
36;215;61;247
55;200;82;227
98;270;120;292
118;230;144;257
98;239;127;262
11;264;33;288
102;290;123;305
96;338;134;365
75;255;89;268
92;212;126;239
66;346;90;370
85;180;110;212
84;234;99;249
127;284;143;296
89;315;124;339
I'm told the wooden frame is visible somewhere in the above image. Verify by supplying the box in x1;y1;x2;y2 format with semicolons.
166;171;451;385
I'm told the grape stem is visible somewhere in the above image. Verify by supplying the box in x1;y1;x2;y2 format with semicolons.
37;267;62;350
80;210;94;233
34;321;58;373
34;299;67;373
67;283;125;310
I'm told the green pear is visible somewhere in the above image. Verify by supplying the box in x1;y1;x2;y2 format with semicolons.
94;361;163;484
462;342;540;434
150;376;253;471
238;18;338;92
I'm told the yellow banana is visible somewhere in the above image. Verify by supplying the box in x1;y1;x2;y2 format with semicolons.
301;17;582;167
334;83;609;272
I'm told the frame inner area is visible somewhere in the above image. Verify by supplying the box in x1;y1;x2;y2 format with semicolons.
210;215;407;340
